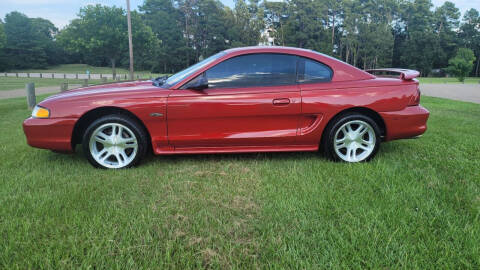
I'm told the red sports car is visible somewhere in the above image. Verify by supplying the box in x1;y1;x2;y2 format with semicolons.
23;46;429;169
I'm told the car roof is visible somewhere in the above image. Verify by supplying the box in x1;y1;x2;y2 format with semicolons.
224;46;313;53
223;46;333;59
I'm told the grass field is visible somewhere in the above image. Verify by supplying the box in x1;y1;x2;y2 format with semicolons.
9;64;138;74
418;77;480;84
0;77;110;91
0;95;479;268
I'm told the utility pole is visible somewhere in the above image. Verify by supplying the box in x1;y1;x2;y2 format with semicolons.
126;0;134;80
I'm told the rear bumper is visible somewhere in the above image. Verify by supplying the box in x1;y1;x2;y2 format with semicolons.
23;117;77;152
380;105;430;141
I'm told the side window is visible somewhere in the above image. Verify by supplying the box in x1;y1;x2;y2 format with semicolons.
182;72;207;90
297;57;332;83
205;53;297;89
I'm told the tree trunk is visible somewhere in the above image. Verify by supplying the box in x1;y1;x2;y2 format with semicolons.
185;13;190;67
331;10;335;52
338;38;343;60
346;44;350;64
111;58;116;80
353;47;357;67
437;21;443;36
476;55;479;77
363;52;367;70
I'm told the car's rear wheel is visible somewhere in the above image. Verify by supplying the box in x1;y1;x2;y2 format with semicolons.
323;113;381;162
82;115;148;169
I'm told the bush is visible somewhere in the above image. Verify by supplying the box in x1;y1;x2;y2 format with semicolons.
446;48;475;83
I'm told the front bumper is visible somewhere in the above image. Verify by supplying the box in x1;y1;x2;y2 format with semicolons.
23;117;77;152
379;105;430;141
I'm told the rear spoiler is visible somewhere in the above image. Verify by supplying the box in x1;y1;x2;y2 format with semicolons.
366;68;420;80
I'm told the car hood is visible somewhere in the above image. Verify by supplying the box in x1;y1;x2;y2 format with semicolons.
43;81;159;102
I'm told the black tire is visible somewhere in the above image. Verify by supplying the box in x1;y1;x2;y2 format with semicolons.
82;114;148;169
322;113;381;162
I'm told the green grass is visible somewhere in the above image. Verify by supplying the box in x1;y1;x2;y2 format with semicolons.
8;64;156;75
0;76;155;91
0;77;109;91
0;95;479;268
418;77;480;84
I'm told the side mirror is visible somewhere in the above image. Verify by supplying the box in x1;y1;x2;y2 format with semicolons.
187;74;209;90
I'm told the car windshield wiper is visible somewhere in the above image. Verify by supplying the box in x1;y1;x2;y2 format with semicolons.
152;75;169;87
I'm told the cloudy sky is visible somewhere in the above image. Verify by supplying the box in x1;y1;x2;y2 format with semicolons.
0;0;479;29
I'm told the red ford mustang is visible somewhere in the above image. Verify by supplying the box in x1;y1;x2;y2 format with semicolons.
23;46;429;169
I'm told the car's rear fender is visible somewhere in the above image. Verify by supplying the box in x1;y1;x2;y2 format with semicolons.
297;79;419;146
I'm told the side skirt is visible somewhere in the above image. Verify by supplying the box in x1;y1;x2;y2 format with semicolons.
153;145;319;155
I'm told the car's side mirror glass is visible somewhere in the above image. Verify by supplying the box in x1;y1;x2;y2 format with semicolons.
187;74;209;90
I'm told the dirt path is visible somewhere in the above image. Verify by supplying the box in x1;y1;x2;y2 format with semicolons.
0;85;81;100
421;83;480;104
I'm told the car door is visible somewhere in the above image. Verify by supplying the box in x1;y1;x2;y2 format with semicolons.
296;56;336;146
167;53;301;148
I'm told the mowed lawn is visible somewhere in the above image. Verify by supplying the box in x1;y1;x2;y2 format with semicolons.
0;95;479;268
9;64;134;74
8;64;162;77
418;77;480;84
0;77;106;91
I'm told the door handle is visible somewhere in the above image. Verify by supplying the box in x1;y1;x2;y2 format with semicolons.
273;98;290;105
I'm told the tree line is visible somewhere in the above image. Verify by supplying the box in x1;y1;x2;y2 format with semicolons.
0;0;479;77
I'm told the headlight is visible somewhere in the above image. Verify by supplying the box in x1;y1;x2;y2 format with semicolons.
32;105;50;118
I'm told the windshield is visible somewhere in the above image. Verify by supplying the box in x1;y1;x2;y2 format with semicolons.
160;51;226;88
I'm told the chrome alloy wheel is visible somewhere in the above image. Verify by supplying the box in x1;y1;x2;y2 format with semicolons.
333;120;376;162
89;123;138;169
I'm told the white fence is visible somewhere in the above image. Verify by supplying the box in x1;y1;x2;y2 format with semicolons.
2;72;155;80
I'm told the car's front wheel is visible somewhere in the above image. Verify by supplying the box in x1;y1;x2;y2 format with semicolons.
323;113;381;162
82;115;148;169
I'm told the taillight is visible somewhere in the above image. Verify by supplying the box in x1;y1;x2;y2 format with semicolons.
408;87;421;106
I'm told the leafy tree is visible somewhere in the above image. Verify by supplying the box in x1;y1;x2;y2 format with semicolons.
58;5;156;78
397;0;436;75
230;0;264;47
3;12;57;69
282;0;329;50
263;0;289;45
141;0;190;73
30;17;61;66
459;9;480;76
0;20;5;50
433;2;460;69
446;48;475;82
142;0;263;72
1;0;478;77
120;11;160;71
347;0;396;69
58;5;126;78
340;0;361;65
192;0;230;59
0;20;6;71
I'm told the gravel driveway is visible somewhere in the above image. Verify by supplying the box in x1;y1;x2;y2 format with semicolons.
420;83;480;104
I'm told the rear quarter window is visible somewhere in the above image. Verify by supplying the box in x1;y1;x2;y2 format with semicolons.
297;57;333;83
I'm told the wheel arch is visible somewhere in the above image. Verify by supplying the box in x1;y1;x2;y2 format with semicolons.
321;107;386;144
71;106;151;149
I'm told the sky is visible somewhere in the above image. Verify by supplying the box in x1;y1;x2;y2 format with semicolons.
0;0;479;29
